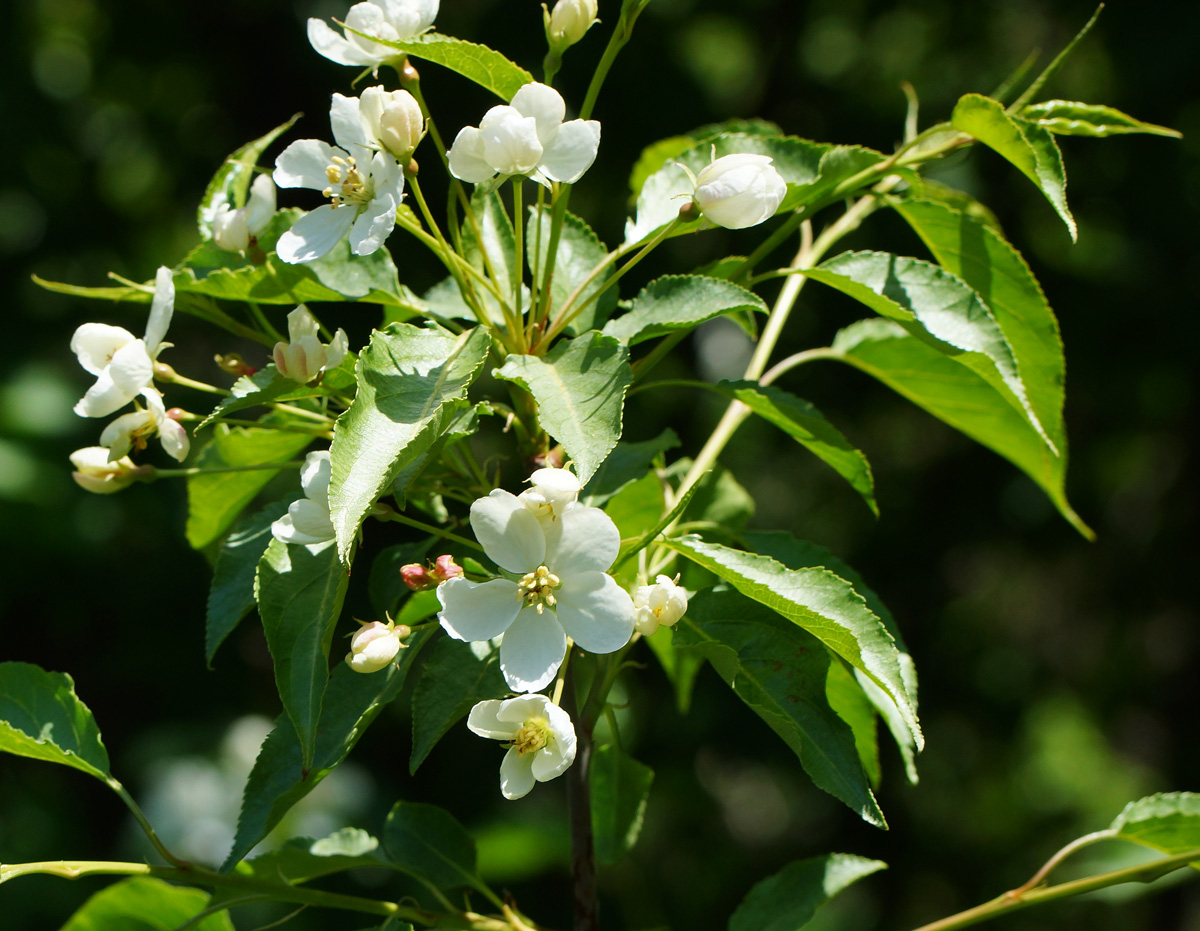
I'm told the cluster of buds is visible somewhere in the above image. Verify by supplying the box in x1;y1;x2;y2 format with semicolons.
346;617;412;673
401;554;464;591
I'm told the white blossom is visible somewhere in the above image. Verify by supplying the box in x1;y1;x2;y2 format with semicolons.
70;446;138;494
692;153;787;230
272;450;336;546
99;388;190;462
633;574;688;636
346;619;407;673
447;82;600;189
358;86;424;163
468;694;577;800
545;0;598;49
273;306;349;384
71;266;174;418
437;489;634;693
212;174;277;252
307;0;439;69
517;466;581;524
273;92;406;264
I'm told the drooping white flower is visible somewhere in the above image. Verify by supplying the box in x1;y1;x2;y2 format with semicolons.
70;446;139;494
437;490;634;692
468;694;577;800
545;0;598;50
273;306;349;384
447;82;600;189
518;466;581;524
271;450;336;546
346;619;409;673
273;93;406;264
99;388;190;462
358;86;425;163
692;153;787;230
71;266;174;418
212;174;277;252
307;0;439;69
632;574;688;637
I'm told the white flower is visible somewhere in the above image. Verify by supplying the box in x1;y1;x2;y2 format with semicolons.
545;0;598;49
632;574;688;637
692;153;787;230
517;466;581;524
437;490;634;692
358;86;424;163
468;694;577;800
307;0;439;69
71;266;174;418
70;446;139;494
272;450;336;546
346;619;408;673
212;174;277;252
99;389;190;462
447;83;600;189
273;93;406;264
273;306;350;384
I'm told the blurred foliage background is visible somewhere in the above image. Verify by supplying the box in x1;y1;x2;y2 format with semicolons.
1;0;1197;929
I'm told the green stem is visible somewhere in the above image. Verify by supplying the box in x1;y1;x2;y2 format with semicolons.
248;301;283;343
376;507;484;552
269;402;334;422
146;460;304;479
512;179;525;319
760;347;840;386
106;778;186;866
177;413;330;436
1009;4;1104;112
155;366;229;397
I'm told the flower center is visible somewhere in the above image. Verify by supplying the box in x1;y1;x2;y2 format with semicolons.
322;155;372;209
512;716;550;755
516;564;561;614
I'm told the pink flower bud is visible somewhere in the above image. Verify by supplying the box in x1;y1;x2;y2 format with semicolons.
401;563;434;591
431;555;464;582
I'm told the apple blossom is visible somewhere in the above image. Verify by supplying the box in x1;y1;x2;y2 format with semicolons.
692;152;787;229
99;389;190;462
346;618;410;673
273;306;349;384
212;174;277;252
544;0;598;50
273;92;406;264
307;0;439;69
71;266;175;418
518;466;581;524
467;694;577;800
358;86;424;163
70;447;139;494
632;574;688;636
271;450;336;546
447;82;600;189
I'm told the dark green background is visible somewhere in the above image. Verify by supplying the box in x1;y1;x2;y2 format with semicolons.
1;0;1197;929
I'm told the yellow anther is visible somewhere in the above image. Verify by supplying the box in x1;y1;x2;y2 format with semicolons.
512;717;550;755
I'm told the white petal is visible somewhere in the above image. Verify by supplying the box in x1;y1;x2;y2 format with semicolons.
287;305;320;342
349;194;397;256
554;570;635;654
467;699;517;740
274;139;341;191
499;606;567;692
158;418;190;462
326;329;350;369
447;126;495;184
244;174;277;233
500;746;536;799
510;83;566;143
330;93;372;160
492;693;550;724
344;2;399;57
479;107;543;176
300;449;332;504
213;206;251;252
544;503;619;575
75;370;132;418
71;323;135;375
538;119;601;184
107;340;155;395
471;490;546;573
379;0;438;35
307;17;379;66
276;205;357;264
143;266;174;355
99;409;150;455
274;498;335;545
530;744;571;782
437;577;522;642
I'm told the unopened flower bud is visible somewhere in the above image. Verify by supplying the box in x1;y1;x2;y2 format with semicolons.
346;619;407;673
70;447;138;495
692;153;787;230
359;86;425;163
215;353;257;377
431;554;464;582
544;0;598;50
632;574;688;636
212;174;276;252
401;563;434;591
272;306;349;384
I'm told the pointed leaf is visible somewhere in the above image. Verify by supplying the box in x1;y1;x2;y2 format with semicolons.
603;275;767;346
236;829;387;884
528;207;618;335
59;877;234;931
198;115;298;239
728;853;887;931
676;591;885;826
494;331;632;484
382;800;486;893
1111;793;1200;865
0;662;110;781
951;93;1076;240
591;744;654;865
195;367;349;432
410;638;507;773
462;190;516;306
329;324;491;564
1022;100;1181;138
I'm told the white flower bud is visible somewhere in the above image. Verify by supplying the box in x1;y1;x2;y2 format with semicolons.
346;620;406;673
212;174;276;252
359;86;425;163
633;574;688;636
692;153;787;230
545;0;598;50
518;466;581;522
70;447;138;494
272;306;349;384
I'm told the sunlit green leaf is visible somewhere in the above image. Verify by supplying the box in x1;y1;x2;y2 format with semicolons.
825;660;881;788
728;853;886;931
410;638;507;773
462;190;516;311
235;828;387;885
603;275;767;346
1021;100;1181;138
343;32;532;100
1111;793;1200;867
528;207;618;335
60;877;234;931
591;744;654;865
0;662;110;781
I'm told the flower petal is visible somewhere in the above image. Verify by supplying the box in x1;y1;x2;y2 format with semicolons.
307;17;379;66
99;409;151;456
276;498;335;545
244;174;277;233
470;489;545;573
538;119;601;184
554;570;634;654
349;193;397;256
75;369;133;419
437;577;522;642
71;323;136;376
499;746;536;799
330;93;372;160
531;744;571;782
499;607;567;692
495;693;553;724
276;204;357;264
467;699;517;740
544;503;618;574
143;266;174;355
479;107;543;176
447;126;495;184
299;450;332;505
107;340;155;395
158;418;190;462
274;139;341;191
510;82;566;143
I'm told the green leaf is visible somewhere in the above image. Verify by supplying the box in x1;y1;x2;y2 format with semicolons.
828;318;1091;537
582;428;680;505
382;800;486;893
676;591;884;826
59;877;234;931
343;31;532;100
808;250;1051;451
893;197;1066;462
329;324;491;564
1021;100;1181;138
198;116;299;239
223;631;431;869
409;638;507;773
951;93;1076;240
913;180;1004;233
590;744;654;865
0;662;110;781
665;535;921;756
728;853;887;931
825;660;881;788
528;208;618;335
716;380;877;515
494;331;632;485
256;538;351;769
462;190;516;310
1110;793;1200;865
604;471;666;546
196;365;352;432
206;498;291;666
186;426;314;550
369;542;435;617
603;275;767;346
236;828;387;884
